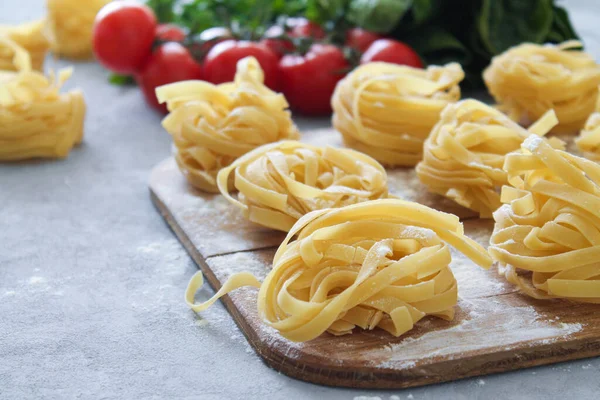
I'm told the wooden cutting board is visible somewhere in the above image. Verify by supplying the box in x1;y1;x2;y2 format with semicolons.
149;128;600;389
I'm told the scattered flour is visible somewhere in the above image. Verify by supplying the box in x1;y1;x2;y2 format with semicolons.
477;379;485;386
28;276;46;284
354;397;382;400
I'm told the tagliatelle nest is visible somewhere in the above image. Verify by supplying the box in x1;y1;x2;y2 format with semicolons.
416;99;564;218
157;56;300;193
483;41;600;133
0;37;85;161
217;140;389;232
332;62;464;167
186;199;492;342
0;20;49;71
490;135;600;303
575;96;600;160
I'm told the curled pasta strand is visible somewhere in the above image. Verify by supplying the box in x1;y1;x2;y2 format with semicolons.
490;135;600;303
484;41;600;133
157;56;300;193
187;199;492;342
575;90;600;160
0;20;49;71
332;62;464;167
217;140;389;232
416;99;564;218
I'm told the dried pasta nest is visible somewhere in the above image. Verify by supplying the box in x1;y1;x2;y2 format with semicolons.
490;135;600;303
332;62;464;167
0;37;85;161
0;20;49;71
157;56;300;193
46;0;111;59
416;99;564;218
187;199;492;342
575;106;600;160
217;140;389;232
483;41;600;134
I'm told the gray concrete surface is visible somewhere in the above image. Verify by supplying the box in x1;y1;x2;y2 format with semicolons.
1;1;600;399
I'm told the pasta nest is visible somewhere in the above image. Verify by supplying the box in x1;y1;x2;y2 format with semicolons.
332;61;464;167
483;41;600;134
416;99;564;218
217;140;389;232
489;135;600;303
575;100;600;160
157;56;300;193
0;20;49;71
186;200;492;342
0;37;85;161
46;0;111;59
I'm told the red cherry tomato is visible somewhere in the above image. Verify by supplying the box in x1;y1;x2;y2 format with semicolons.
136;42;203;113
360;39;423;68
279;44;349;115
156;24;185;42
261;25;294;58
345;28;383;53
93;2;157;74
203;40;280;90
287;17;325;39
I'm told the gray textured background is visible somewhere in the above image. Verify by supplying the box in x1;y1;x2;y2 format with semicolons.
1;1;600;399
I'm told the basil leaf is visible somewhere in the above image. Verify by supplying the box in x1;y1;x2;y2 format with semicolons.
108;74;135;86
145;0;177;23
411;0;436;25
348;0;412;33
405;27;471;66
547;5;580;43
477;0;554;55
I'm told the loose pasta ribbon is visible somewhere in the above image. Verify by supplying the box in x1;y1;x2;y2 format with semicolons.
489;135;600;303
157;56;300;193
416;99;564;218
217;140;389;232
0;37;85;161
575;91;600;160
332;62;464;167
0;20;49;71
46;0;111;59
483;41;600;133
187;199;492;342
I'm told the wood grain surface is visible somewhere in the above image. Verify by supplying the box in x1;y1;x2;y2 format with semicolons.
149;129;600;389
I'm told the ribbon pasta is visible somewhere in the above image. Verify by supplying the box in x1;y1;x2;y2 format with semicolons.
0;38;85;161
0;20;49;71
217;140;389;232
489;135;600;303
483;41;600;133
187;199;492;342
46;0;112;59
575;94;600;160
332;62;464;167
416;99;564;218
157;56;300;193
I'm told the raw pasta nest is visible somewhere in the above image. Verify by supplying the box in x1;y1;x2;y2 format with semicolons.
0;20;49;71
416;99;564;218
332;61;464;167
186;199;492;342
575;98;600;160
483;41;600;133
217;140;389;232
489;135;600;303
0;37;85;161
46;0;111;59
157;56;300;193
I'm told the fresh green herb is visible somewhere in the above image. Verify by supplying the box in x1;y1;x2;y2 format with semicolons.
347;0;412;33
108;73;136;86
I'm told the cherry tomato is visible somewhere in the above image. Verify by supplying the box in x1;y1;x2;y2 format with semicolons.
93;2;157;74
203;40;280;90
261;25;294;58
136;42;203;113
187;27;232;59
287;17;325;39
156;24;185;42
345;28;383;53
360;39;423;68
279;44;349;115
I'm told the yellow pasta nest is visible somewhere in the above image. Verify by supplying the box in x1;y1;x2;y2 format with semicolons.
187;199;492;342
483;41;600;133
0;38;85;161
332;62;464;167
157;56;300;193
575;98;600;160
217;140;389;232
489;135;600;303
0;20;50;71
416;99;564;218
46;0;112;59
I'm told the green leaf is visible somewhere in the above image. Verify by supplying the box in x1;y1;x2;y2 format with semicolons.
108;74;135;86
145;0;177;23
177;0;216;35
347;0;412;33
546;5;580;43
477;0;554;55
411;0;435;25
404;27;472;66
